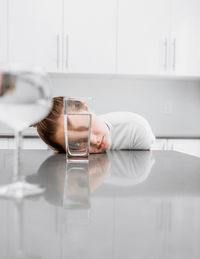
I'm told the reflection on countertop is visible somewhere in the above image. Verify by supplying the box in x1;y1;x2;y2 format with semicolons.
27;151;154;207
1;150;200;259
104;151;155;186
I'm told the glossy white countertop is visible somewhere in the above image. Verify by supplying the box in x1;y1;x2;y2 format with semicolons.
0;150;200;259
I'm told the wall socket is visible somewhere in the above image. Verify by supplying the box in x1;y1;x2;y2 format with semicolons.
162;101;173;115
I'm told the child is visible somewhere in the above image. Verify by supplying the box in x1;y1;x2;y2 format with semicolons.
32;96;155;153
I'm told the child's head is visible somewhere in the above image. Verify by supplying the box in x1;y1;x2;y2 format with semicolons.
32;96;111;153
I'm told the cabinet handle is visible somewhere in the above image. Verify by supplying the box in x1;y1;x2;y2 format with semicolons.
162;143;165;150
172;38;176;71
163;38;168;71
65;35;69;69
57;35;60;69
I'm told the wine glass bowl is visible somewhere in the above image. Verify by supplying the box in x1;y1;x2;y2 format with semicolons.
0;70;52;131
0;66;52;198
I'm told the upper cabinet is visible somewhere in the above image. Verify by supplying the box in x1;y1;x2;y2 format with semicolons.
63;0;117;73
117;0;200;76
117;0;170;75
3;0;200;76
0;0;7;64
170;0;200;76
8;0;62;73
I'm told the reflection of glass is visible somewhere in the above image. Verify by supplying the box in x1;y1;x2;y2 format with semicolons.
64;162;90;209
0;66;52;198
64;97;93;162
63;162;91;231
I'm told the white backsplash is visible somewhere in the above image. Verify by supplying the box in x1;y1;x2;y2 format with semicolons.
1;75;200;137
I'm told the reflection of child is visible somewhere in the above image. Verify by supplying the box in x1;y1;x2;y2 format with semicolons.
32;97;155;154
104;151;155;186
27;151;154;206
27;154;66;206
89;154;111;192
26;153;111;206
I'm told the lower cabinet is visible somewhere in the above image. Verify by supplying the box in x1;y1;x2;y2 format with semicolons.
167;139;200;158
0;138;200;157
152;139;168;151
0;138;48;149
153;138;200;158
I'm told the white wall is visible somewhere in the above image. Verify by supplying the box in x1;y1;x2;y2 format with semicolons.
1;75;200;137
49;75;200;137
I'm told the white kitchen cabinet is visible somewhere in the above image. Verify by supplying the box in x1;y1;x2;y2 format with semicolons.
0;0;7;63
167;139;200;158
63;0;117;73
170;0;200;76
1;137;200;157
152;139;200;157
0;137;48;149
152;139;168;151
117;0;200;77
3;0;200;75
117;0;170;75
8;0;62;73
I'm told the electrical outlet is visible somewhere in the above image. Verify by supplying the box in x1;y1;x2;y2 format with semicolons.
162;102;173;115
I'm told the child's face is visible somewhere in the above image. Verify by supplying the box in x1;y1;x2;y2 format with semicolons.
56;113;111;153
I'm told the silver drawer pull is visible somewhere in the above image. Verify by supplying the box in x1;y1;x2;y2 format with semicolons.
66;35;69;69
57;35;60;69
172;38;176;71
163;38;168;71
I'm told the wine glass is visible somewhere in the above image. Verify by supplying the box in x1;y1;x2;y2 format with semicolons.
0;65;52;198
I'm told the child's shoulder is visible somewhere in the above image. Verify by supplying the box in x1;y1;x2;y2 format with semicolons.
99;111;149;126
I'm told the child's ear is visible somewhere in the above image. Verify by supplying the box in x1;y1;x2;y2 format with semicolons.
80;101;88;111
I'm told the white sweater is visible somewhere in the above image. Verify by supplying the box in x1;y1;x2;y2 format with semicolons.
99;112;155;150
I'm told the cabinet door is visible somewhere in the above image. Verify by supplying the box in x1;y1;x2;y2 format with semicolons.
168;139;200;157
171;0;200;76
8;0;62;73
0;0;7;63
152;139;168;150
64;0;116;73
117;0;170;75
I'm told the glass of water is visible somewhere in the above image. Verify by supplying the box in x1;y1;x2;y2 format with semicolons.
0;65;52;198
64;97;93;162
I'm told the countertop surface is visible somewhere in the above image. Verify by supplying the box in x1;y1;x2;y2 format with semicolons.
0;150;200;259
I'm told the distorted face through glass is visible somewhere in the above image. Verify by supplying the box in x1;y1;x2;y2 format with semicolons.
55;100;111;154
67;113;111;153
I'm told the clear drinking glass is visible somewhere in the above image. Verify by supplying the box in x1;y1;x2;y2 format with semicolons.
0;65;52;198
64;97;93;162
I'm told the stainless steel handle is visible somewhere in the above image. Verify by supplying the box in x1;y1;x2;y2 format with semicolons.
172;38;176;71
65;35;69;69
57;35;60;69
162;142;166;150
163;38;168;71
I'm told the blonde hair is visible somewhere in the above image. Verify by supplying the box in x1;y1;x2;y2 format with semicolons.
31;96;65;153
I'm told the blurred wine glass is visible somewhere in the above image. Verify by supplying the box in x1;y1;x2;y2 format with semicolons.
0;65;52;198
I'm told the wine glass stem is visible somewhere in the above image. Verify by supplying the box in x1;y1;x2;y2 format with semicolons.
13;131;23;182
